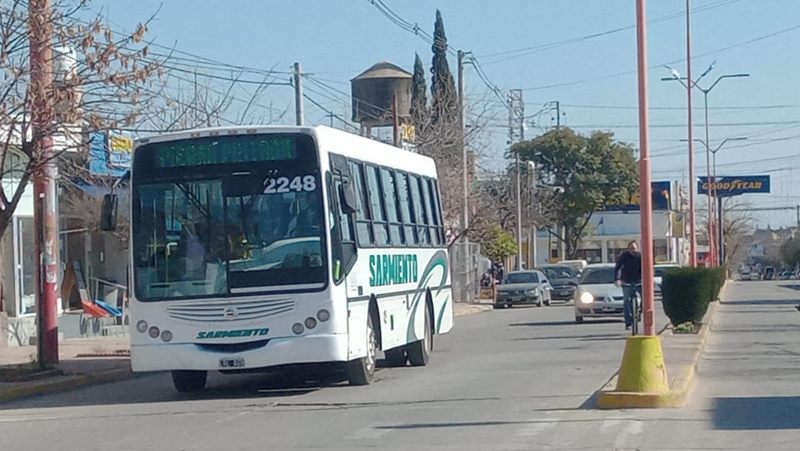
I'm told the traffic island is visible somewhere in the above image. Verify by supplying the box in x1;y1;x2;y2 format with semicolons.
596;299;719;409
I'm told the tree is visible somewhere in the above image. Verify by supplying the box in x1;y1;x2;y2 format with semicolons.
780;236;800;269
512;128;639;258
0;0;163;315
477;224;517;263
410;53;428;135
429;10;456;127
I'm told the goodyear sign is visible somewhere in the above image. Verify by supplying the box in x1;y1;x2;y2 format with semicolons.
697;176;770;197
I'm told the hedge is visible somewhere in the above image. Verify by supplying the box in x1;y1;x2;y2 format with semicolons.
661;266;726;326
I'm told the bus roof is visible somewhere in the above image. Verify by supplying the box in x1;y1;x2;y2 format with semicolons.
134;125;438;179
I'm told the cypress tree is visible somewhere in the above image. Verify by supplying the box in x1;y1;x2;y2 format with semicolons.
430;10;456;126
410;53;428;136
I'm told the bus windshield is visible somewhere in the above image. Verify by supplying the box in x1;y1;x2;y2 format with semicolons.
131;134;326;301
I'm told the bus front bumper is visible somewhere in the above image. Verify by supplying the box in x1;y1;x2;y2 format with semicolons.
131;333;349;372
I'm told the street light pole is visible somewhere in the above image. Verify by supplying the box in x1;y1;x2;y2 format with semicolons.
684;0;697;268
662;70;749;267
682;136;747;267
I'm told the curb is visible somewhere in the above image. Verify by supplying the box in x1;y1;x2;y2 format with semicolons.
596;291;721;409
453;303;493;317
0;368;135;404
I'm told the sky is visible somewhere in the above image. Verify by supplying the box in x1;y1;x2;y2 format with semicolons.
92;0;800;228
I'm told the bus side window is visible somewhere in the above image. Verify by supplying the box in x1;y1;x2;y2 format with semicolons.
348;161;374;247
326;170;356;283
395;171;418;246
409;174;430;246
420;178;440;246
380;168;405;245
365;165;390;246
429;179;445;245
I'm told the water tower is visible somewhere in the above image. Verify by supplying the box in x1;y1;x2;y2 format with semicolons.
351;61;412;145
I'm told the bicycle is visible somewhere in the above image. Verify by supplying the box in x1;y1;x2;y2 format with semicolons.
623;282;643;335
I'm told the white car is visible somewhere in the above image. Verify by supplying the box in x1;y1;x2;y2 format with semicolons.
654;264;678;299
574;264;624;323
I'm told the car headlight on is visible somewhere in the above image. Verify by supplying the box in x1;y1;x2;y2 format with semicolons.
579;291;594;304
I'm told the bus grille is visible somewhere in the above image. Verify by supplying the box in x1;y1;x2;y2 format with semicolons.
166;299;295;322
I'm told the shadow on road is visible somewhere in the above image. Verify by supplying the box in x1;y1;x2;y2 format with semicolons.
509;319;621;327
713;396;800;430
723;299;800;306
513;333;623;342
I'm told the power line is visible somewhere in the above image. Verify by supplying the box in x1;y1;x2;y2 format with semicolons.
477;0;741;65
519;21;800;91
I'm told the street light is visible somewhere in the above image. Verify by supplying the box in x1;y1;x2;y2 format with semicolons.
662;67;749;266
681;136;747;265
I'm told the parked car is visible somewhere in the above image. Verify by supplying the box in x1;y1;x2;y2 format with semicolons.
494;270;552;309
654;263;679;299
537;265;579;302
559;259;588;276
764;266;776;280
574;264;624;323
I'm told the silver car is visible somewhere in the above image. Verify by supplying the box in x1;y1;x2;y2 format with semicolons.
494;270;552;309
574;264;625;323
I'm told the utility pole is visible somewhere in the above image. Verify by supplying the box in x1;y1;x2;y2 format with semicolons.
29;0;59;367
554;101;561;129
509;89;524;269
392;94;399;147
685;0;697;267
635;0;656;336
457;50;471;302
293;62;304;126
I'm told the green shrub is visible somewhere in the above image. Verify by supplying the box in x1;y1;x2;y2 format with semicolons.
661;267;714;326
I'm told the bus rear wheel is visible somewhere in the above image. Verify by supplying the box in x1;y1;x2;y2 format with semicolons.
407;306;432;367
172;370;207;392
347;314;377;385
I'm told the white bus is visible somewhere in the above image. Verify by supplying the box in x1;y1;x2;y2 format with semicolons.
102;126;453;391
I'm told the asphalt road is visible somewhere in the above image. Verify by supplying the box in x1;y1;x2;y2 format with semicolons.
1;283;798;450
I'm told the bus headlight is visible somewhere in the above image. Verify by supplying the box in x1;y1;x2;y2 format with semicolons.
304;317;317;329
136;320;148;334
292;323;304;335
148;326;160;339
317;309;330;322
160;330;173;343
579;291;594;304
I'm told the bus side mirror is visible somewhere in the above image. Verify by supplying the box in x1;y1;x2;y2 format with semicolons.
339;178;357;215
100;194;119;231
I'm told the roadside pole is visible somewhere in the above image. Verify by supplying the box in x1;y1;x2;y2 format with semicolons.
30;0;60;367
635;0;656;336
293;62;304;126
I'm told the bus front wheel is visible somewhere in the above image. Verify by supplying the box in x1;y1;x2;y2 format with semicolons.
407;306;432;367
172;370;207;392
347;314;377;386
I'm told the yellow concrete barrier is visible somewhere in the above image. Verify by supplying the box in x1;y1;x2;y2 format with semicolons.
615;336;668;393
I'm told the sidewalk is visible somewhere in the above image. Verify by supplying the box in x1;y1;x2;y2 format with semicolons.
453;298;494;316
0;336;132;403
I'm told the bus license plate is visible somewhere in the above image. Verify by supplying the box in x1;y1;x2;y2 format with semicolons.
219;357;245;368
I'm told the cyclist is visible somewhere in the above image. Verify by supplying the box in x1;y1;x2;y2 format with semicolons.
614;240;642;330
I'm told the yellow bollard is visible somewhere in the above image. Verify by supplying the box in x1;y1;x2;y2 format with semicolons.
615;335;669;393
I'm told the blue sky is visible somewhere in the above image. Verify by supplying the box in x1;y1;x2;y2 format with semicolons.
94;0;800;227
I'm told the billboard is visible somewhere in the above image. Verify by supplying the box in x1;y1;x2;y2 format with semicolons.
697;176;770;197
88;131;132;177
603;181;672;211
